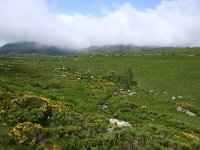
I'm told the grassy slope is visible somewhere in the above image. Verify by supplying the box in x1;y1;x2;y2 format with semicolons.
0;49;200;149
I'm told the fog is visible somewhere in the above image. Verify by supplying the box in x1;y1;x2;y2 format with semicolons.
0;0;200;49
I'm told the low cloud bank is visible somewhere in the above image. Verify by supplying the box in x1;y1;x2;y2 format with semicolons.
0;0;200;49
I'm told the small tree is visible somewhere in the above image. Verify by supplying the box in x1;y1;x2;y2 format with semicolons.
121;68;135;90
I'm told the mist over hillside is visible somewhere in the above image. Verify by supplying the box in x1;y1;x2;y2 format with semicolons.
0;41;183;55
85;45;177;53
0;42;77;55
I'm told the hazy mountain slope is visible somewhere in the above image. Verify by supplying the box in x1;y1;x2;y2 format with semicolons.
0;42;77;55
85;44;175;53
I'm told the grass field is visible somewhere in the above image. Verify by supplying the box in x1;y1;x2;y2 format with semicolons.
0;49;200;149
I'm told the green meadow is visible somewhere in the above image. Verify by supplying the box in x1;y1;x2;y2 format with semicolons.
0;49;200;149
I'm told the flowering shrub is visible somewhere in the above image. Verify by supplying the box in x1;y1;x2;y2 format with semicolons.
11;122;45;145
176;101;192;110
3;94;66;125
181;132;200;142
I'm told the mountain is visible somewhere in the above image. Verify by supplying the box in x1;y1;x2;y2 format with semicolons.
85;45;139;53
85;45;175;53
0;42;77;55
0;42;180;56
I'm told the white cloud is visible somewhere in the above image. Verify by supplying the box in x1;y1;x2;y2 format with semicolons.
0;0;200;49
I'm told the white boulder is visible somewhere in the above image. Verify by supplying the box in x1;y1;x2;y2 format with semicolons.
176;106;196;117
109;119;132;128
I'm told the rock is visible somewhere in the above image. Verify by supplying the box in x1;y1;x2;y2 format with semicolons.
176;106;184;112
162;92;167;95
185;110;196;116
176;106;196;117
101;104;108;110
178;96;183;99
172;96;176;100
119;88;126;94
109;119;132;128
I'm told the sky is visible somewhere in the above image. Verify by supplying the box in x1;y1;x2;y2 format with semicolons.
47;0;163;16
0;0;200;49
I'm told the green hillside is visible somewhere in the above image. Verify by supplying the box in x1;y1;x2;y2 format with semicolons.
0;48;200;149
0;42;76;55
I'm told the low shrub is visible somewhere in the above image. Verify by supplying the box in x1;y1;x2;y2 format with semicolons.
176;101;192;110
10;122;45;145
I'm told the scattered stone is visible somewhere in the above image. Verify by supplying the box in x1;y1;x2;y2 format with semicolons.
101;104;108;110
109;119;132;128
172;96;176;100
162;92;167;95
77;78;81;80
185;111;196;117
119;88;126;94
176;106;196;117
178;96;183;99
176;106;183;112
62;75;66;77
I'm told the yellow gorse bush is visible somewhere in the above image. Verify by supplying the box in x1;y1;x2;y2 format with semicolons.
181;132;200;142
19;95;68;113
0;90;69;127
11;122;44;145
176;101;192;110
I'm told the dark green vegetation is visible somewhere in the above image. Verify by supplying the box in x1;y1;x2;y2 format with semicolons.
0;42;76;55
0;48;200;149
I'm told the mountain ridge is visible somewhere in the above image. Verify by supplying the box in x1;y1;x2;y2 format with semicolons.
0;41;186;55
0;42;77;55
